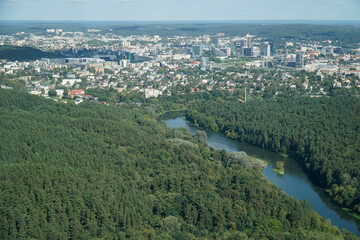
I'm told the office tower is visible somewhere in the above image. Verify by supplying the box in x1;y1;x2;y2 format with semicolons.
266;44;271;57
260;42;271;57
200;57;211;71
212;38;219;47
252;46;260;57
225;47;231;57
230;41;237;55
296;53;304;68
242;34;253;57
246;34;252;48
192;44;202;58
239;40;245;56
243;47;252;57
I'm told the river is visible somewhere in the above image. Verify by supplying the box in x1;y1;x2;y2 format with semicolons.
160;112;360;237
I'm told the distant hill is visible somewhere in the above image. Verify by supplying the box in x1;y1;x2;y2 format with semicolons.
0;45;63;61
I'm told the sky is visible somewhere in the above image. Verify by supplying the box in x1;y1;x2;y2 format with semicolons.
0;0;359;21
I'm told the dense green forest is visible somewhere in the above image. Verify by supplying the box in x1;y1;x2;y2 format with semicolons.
0;89;356;239
183;96;360;216
0;46;63;61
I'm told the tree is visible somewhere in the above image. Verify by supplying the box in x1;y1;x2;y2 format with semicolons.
62;88;68;99
276;161;285;171
48;89;57;97
194;130;207;145
161;216;181;233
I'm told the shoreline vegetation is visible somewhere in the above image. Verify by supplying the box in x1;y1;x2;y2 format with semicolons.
160;111;360;236
181;96;360;218
273;161;285;175
1;89;356;239
342;208;360;221
158;96;359;223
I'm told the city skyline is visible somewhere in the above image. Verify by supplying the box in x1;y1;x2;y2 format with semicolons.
0;0;359;21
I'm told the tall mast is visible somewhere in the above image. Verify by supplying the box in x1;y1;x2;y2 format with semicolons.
245;87;247;102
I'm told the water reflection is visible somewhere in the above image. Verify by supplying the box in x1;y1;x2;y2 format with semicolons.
161;112;360;236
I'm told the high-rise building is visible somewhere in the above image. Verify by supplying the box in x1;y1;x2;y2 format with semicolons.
241;34;253;57
252;46;260;57
266;44;271;57
225;48;231;57
230;41;237;55
212;38;219;47
243;47;252;57
239;40;245;56
246;34;252;48
260;42;271;57
239;40;245;49
200;57;212;71
296;53;304;68
192;44;202;58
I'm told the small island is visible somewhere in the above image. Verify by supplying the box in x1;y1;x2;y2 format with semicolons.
273;161;285;175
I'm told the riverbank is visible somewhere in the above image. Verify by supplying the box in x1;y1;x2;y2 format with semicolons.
161;114;360;236
157;109;187;119
343;208;360;221
273;168;284;175
183;111;360;221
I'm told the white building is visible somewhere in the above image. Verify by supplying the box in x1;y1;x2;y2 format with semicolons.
145;89;162;98
120;59;129;68
173;54;191;60
55;29;63;35
75;98;84;105
55;89;64;98
61;79;82;86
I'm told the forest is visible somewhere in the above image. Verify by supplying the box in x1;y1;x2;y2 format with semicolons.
183;95;360;216
0;89;357;239
0;46;63;61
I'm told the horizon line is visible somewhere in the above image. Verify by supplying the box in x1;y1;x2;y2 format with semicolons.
1;19;360;22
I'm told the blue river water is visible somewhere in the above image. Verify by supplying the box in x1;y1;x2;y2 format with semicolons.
162;114;360;237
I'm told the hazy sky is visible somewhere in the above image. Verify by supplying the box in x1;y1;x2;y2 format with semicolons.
0;0;359;21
